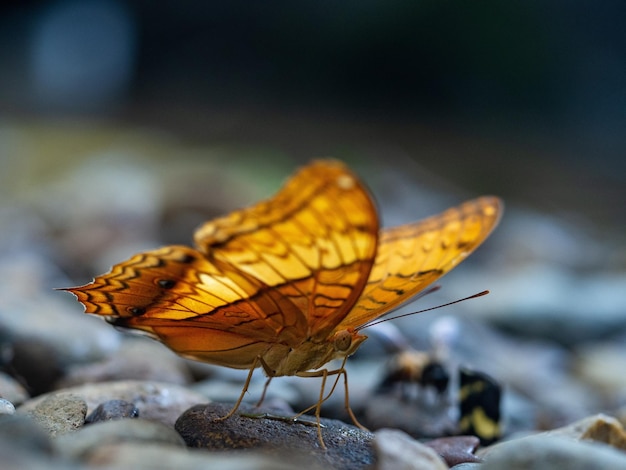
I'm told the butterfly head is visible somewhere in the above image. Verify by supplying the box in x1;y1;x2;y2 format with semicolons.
330;329;367;358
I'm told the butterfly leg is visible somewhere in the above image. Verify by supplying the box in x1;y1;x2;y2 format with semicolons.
255;376;273;408
216;356;260;422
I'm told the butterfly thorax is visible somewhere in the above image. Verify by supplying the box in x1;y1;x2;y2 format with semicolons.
262;329;368;377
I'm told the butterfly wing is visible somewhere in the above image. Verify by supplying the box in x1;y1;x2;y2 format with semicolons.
64;245;312;367
193;159;379;339
65;160;380;366
336;196;502;330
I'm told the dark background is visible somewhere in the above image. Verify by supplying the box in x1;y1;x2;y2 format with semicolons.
1;0;625;233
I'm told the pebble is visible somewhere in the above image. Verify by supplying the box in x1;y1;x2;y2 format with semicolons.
53;418;185;460
0;398;16;415
85;399;139;423
18;394;87;437
481;435;626;469
18;380;208;427
373;428;448;470
175;402;375;470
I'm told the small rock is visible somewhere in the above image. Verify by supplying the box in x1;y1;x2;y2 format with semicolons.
373;428;448;470
18;380;207;427
87;442;302;469
425;435;482;466
482;435;626;469
54;418;185;459
0;398;16;415
85;399;139;423
0;371;29;406
176;402;375;470
19;394;87;437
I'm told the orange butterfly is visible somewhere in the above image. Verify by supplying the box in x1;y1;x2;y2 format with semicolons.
64;160;502;447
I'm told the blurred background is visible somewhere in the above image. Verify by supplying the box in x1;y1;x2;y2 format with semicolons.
1;0;626;436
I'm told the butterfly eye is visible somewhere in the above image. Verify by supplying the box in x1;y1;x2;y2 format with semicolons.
127;306;146;316
333;330;352;352
157;279;176;289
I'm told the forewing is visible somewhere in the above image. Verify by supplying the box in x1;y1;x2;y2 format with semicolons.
194;160;379;339
63;245;308;368
337;196;503;330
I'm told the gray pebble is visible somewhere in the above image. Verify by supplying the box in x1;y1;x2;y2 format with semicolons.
482;435;626;469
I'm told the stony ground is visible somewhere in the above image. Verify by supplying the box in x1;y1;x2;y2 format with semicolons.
2;121;626;469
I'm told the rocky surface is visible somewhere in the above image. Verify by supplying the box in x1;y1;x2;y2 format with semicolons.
2;122;626;468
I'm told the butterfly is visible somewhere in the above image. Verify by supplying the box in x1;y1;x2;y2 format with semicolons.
63;159;502;448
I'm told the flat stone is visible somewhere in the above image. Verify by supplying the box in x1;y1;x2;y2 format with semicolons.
175;402;375;470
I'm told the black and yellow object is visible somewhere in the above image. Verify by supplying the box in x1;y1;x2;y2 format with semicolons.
376;350;450;398
458;367;501;445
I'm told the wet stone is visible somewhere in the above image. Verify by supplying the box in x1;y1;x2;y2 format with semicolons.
85;399;139;423
175;402;375;470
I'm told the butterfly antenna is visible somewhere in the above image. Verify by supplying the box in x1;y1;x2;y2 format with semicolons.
357;290;489;331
